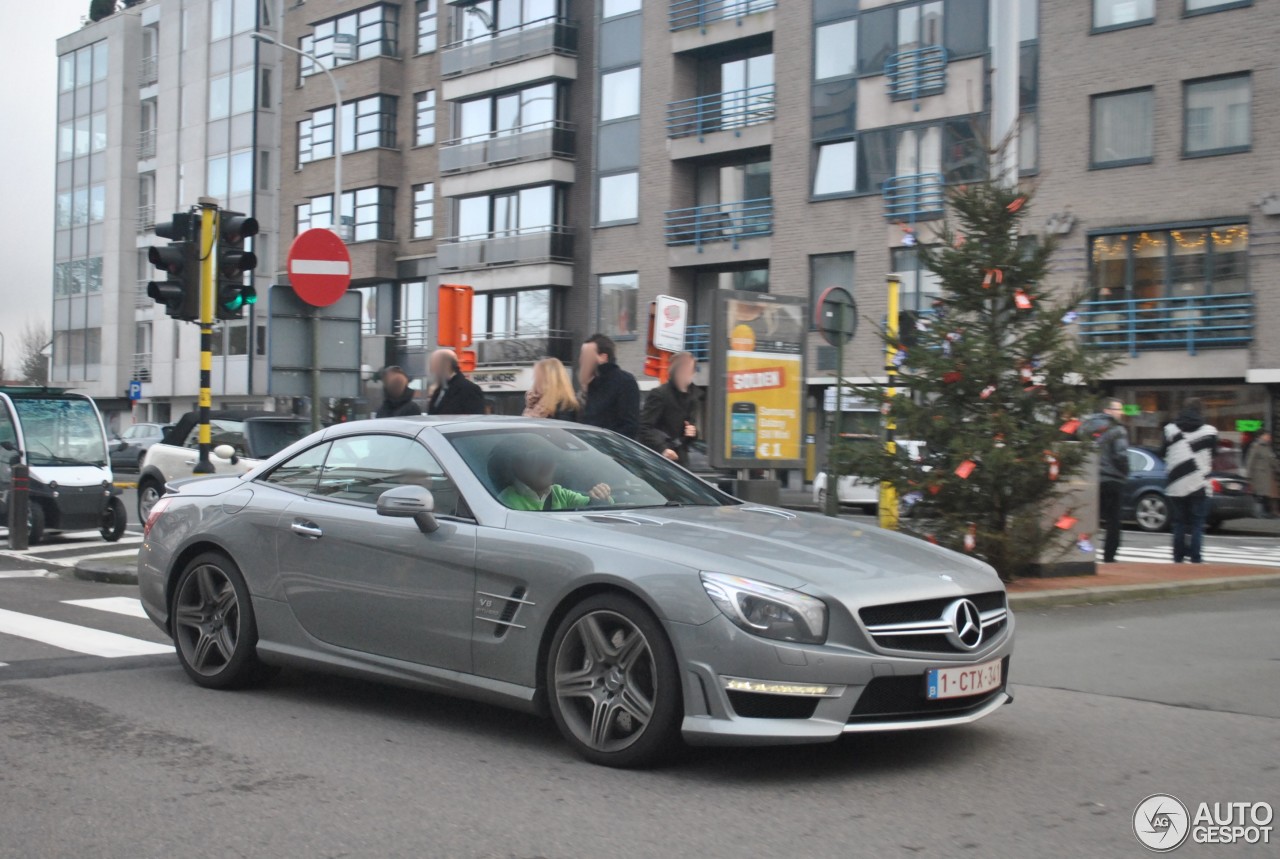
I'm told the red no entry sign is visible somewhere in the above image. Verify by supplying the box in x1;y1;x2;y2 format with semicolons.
287;228;352;307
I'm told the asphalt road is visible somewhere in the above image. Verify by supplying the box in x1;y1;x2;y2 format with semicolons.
0;565;1275;858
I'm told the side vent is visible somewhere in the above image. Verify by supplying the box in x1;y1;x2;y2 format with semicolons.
494;586;527;639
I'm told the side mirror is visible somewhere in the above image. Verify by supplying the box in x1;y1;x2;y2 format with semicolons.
213;444;238;463
376;484;438;534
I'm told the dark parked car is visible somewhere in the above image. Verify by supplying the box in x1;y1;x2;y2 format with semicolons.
109;422;168;471
1122;446;1255;532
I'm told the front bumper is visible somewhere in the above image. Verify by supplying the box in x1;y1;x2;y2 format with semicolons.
671;613;1014;746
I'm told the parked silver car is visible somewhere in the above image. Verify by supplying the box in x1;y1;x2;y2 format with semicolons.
138;416;1014;767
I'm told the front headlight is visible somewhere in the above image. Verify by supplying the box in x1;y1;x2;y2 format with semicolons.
700;572;828;645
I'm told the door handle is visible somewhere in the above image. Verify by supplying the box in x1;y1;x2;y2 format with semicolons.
290;520;323;538
183;460;196;466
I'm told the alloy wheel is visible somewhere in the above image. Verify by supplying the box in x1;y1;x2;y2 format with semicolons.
1136;495;1168;531
173;564;241;676
139;484;161;520
553;611;657;754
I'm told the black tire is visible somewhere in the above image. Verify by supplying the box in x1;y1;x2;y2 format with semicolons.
137;477;164;522
545;592;682;768
137;451;146;470
100;497;127;542
1133;493;1169;533
27;502;45;546
170;551;271;690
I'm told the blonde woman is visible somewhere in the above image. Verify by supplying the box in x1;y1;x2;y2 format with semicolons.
524;357;580;421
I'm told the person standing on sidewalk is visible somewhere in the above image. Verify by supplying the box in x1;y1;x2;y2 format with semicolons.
639;352;701;467
1244;430;1278;518
1096;398;1130;563
1161;398;1218;564
579;334;640;438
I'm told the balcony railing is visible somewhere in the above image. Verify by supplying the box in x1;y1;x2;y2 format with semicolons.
136;279;153;309
137;204;155;234
440;121;575;174
664;198;773;248
670;0;776;32
138;54;158;87
883;173;944;221
666;84;775;139
474;330;574;365
438;227;574;270
685;324;711;362
132;352;152;382
885;45;948;102
1076;293;1253;356
441;17;577;78
137;128;156;160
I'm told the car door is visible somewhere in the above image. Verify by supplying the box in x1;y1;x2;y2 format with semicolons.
176;420;249;476
274;432;477;672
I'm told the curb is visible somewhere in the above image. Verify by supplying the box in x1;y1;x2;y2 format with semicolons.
71;559;139;586
1008;572;1280;609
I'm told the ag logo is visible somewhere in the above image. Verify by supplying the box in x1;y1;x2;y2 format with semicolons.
1133;794;1190;852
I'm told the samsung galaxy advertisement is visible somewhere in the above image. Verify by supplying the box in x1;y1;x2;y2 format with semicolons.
710;290;806;470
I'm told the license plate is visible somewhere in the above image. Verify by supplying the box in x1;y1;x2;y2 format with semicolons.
926;658;1003;700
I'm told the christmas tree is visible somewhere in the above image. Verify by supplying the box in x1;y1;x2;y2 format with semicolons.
837;181;1118;580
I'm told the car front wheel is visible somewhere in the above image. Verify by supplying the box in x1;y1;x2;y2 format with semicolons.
137;478;163;522
1134;493;1169;533
171;552;271;689
546;593;682;768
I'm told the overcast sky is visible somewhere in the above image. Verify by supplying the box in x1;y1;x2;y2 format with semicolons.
0;2;91;370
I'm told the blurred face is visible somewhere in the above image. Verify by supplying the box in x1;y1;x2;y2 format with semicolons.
1104;401;1124;420
671;356;696;391
383;370;407;397
515;451;557;493
580;342;605;368
429;353;451;382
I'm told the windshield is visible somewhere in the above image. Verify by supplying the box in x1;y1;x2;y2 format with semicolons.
247;420;310;459
449;426;734;511
12;398;108;467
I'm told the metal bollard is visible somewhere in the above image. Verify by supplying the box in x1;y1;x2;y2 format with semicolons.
8;464;29;550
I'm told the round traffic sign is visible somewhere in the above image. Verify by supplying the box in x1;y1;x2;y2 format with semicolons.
816;286;858;347
287;228;352;307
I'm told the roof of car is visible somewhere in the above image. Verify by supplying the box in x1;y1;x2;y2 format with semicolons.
328;415;589;436
163;410;309;446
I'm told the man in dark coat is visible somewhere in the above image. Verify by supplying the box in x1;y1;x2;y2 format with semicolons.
427;349;486;415
375;365;422;418
639;351;700;466
579;334;640;438
1095;398;1129;563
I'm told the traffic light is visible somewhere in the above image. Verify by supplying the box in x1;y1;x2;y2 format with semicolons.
215;211;259;320
147;212;199;321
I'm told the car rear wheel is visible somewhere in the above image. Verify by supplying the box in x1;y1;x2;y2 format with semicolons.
1135;493;1169;533
170;552;271;689
137;478;163;522
546;593;682;768
27;502;45;546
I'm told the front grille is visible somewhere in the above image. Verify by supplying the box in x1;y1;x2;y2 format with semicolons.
859;590;1008;655
872;616;1008;654
847;656;1010;723
859;591;1005;627
726;691;820;720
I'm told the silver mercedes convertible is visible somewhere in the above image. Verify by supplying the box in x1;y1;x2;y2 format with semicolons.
138;416;1013;767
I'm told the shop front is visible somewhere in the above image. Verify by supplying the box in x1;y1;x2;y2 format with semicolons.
1109;381;1271;458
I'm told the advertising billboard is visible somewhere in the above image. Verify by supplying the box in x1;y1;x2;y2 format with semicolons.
709;290;806;470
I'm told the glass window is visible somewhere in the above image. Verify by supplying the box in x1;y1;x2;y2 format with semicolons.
891;247;943;310
1090;225;1248;299
945;0;987;56
230;68;255;116
313;435;461;514
11;397;108;467
72;188;89;225
1184;75;1250;156
344;94;398;151
598;172;638;223
92;41;108;81
211;0;232;39
73;117;91;157
262;442;331;494
208;155;228;198
810;253;854;328
209;75;230;120
600;67;640;121
415;90;436;145
89;185;105;223
1091;89;1153;167
75;47;92;90
814;19;857;81
599;273;638;338
898;1;943;49
340;187;396;242
417;0;437;52
56;193;72;228
58;123;74;161
302;4;400;76
90;112;107;152
1186;0;1250;10
413;183;434;239
59;53;75;92
813;139;857;196
857;6;896;75
603;0;642;17
1093;0;1154;28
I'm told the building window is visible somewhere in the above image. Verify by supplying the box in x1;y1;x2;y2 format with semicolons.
398;280;427;346
1090;225;1249;300
299;189;394;240
210;0;256;39
416;0;437;53
897;1;943;50
809;253;854;329
1185;0;1252;13
598;172;638;224
603;0;642;17
260;68;273;108
209;68;255;120
300;4;400;77
299;96;397;163
1093;0;1154;29
457;185;561;238
1184;74;1250;157
474;288;553;339
89;184;105;223
207;150;254;202
891;247;943;311
1091;88;1154;168
600;67;640;122
813;139;857;196
814;19;857;81
412;183;434;239
599;273;638;339
415;90;436;145
456;83;557;141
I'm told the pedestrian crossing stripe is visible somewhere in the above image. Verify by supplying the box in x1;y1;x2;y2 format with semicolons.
0;607;170;658
62;597;149;619
9;535;143;556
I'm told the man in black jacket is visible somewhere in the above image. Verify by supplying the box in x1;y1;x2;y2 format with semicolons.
639;351;700;466
579;334;640;438
375;365;422;418
1096;398;1130;563
427;349;486;415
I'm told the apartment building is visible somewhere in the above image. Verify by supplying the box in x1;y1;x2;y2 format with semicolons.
53;0;284;431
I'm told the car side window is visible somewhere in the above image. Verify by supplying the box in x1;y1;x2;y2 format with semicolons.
312;434;463;516
182;426;200;449
261;442;331;494
1127;449;1149;473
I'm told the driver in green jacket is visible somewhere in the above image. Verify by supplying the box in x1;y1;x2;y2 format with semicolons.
496;445;611;511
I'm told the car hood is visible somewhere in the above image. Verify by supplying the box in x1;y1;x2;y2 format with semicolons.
508;504;1003;605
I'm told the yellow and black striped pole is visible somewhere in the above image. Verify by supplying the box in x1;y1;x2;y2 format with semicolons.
879;276;901;530
194;199;219;474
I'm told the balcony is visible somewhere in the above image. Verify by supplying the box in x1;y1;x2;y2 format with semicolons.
137;204;155;234
669;0;776;31
882;173;944;221
438;227;573;271
138;54;158;87
440;122;575;174
885;45;948;103
137;128;156;160
441;17;577;78
667;84;775;139
474;330;574;365
132;352;152;383
684;324;711;362
135;279;152;309
1076;293;1253;356
664;198;772;249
